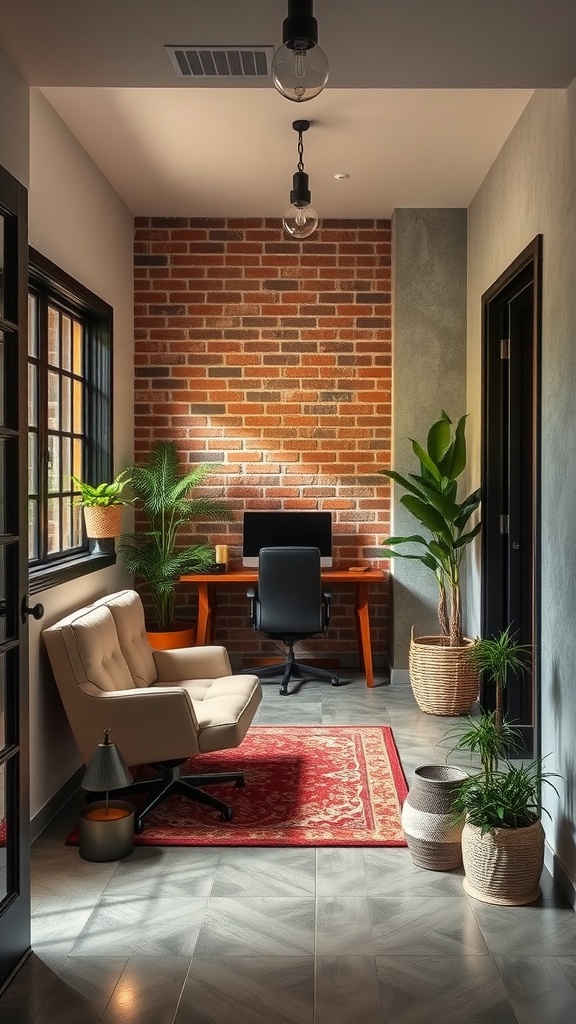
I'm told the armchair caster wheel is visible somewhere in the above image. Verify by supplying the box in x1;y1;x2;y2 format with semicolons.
331;677;341;686
279;687;288;696
221;807;233;822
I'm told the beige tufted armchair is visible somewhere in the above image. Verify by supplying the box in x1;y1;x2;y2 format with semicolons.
43;589;262;831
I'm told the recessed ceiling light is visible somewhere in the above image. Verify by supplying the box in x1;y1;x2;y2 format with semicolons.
334;172;350;180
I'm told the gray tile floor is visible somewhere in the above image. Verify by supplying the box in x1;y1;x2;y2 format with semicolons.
2;670;576;1023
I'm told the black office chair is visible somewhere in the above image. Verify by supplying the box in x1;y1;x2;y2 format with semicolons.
243;546;341;696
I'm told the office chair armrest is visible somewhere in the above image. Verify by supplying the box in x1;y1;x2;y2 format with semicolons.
152;645;232;682
246;586;258;626
323;590;333;628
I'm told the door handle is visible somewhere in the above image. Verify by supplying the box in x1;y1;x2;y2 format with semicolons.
21;597;45;623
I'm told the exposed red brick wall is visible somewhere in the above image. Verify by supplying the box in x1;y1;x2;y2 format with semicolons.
133;217;391;672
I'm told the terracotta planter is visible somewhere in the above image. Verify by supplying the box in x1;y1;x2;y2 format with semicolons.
409;630;479;716
146;625;196;650
401;764;468;870
461;818;545;905
83;505;124;539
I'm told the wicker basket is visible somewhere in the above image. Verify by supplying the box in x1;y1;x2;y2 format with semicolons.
461;819;545;905
409;628;479;716
83;505;124;539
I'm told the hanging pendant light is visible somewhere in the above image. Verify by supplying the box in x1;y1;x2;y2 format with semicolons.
272;0;329;103
282;119;318;239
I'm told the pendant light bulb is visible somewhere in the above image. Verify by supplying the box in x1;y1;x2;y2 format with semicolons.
282;202;319;239
272;41;329;103
272;0;329;103
282;120;318;239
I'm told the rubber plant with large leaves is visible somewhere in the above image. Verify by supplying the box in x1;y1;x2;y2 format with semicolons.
380;412;481;646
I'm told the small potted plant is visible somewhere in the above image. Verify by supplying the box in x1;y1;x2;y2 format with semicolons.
379;411;482;715
72;470;132;539
447;628;559;905
118;441;234;648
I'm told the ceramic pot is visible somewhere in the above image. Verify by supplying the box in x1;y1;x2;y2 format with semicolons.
145;625;196;650
401;764;468;870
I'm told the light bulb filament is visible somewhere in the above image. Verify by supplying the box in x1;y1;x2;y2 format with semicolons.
296;207;307;227
294;47;306;79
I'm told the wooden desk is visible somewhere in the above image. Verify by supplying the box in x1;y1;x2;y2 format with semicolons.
180;568;384;687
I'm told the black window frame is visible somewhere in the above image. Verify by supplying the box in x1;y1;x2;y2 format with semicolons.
28;248;115;593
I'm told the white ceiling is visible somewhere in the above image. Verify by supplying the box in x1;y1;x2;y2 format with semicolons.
2;1;575;217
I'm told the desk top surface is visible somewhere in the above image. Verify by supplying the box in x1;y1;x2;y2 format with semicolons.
180;567;384;584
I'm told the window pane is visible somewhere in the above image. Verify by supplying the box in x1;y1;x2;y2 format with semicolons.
72;502;83;548
73;320;83;374
61;375;71;432
62;497;72;550
47;370;59;430
28;433;38;494
48;306;59;365
61;315;71;371
73;438;82;480
48;435;60;492
61;437;71;493
73;379;83;433
28;498;38;560
47;496;61;554
28;293;38;356
28;363;38;427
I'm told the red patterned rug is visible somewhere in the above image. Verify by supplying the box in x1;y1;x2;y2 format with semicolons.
67;726;408;848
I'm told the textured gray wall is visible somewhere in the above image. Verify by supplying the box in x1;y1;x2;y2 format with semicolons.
391;209;467;667
467;82;576;900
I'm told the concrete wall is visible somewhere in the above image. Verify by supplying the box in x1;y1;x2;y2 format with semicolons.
391;209;467;666
467;82;576;899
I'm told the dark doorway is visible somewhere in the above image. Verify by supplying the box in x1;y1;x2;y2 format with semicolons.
481;236;542;756
0;164;31;990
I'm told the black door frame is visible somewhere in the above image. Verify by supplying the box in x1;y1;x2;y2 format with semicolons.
481;235;542;757
0;163;31;991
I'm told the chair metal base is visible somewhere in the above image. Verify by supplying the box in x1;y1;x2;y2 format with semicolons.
244;645;342;696
90;759;244;833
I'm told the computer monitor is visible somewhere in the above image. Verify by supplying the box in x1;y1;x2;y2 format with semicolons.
242;511;333;567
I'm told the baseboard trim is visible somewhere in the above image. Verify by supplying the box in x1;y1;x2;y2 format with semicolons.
30;767;83;843
544;842;576;910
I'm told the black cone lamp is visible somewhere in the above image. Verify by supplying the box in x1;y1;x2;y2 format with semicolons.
272;0;329;103
79;729;135;861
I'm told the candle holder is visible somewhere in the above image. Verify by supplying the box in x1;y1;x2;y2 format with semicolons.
80;729;135;861
214;544;229;573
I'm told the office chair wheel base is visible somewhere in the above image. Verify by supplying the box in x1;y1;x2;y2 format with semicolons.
221;806;233;822
331;677;341;686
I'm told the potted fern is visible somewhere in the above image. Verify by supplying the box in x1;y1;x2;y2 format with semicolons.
118;441;234;648
72;470;131;539
447;628;559;905
379;411;481;715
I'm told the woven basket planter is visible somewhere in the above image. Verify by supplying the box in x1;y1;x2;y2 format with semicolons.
83;505;124;539
401;764;468;870
461;818;545;905
409;630;479;716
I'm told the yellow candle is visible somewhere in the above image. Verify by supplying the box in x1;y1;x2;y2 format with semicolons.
83;806;132;821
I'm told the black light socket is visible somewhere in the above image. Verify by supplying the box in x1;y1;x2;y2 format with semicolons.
283;0;318;49
290;170;311;207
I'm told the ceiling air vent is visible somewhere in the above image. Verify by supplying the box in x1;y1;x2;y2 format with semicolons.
165;45;274;79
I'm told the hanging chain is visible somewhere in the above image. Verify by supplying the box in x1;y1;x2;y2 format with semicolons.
297;131;304;172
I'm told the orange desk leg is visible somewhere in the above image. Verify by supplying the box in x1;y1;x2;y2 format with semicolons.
195;582;211;646
354;582;375;687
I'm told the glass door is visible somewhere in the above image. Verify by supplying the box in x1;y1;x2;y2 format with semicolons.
0;163;31;989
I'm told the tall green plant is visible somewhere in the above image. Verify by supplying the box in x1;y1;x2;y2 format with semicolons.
379;411;481;646
446;628;559;833
119;441;234;631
